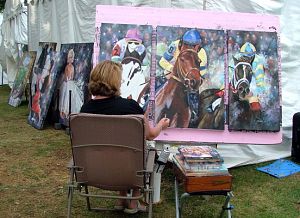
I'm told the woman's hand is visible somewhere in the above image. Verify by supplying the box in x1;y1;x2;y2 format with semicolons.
158;117;170;130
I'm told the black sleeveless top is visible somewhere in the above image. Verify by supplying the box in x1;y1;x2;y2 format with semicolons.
80;96;143;115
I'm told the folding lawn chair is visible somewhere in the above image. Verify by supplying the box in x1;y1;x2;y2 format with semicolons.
67;113;155;218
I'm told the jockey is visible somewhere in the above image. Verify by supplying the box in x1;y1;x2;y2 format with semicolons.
159;29;208;127
229;42;266;111
159;28;208;79
111;28;146;67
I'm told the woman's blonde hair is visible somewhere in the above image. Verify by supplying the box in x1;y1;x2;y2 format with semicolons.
88;60;122;97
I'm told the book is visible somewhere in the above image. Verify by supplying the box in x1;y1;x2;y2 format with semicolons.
178;145;223;163
173;155;229;176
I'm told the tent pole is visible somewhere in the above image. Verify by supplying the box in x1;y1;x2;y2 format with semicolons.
203;0;207;10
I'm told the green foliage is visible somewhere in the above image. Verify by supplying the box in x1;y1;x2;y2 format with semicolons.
0;85;299;217
0;0;5;12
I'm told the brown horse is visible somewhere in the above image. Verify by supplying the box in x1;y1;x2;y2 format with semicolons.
154;49;203;128
195;88;225;130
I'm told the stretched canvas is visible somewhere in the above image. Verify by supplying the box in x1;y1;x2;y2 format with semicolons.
94;5;282;144
227;30;280;131
8;51;36;107
28;42;58;129
98;23;153;108
55;43;94;126
154;26;225;129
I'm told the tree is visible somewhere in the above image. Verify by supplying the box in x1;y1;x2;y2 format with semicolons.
0;0;5;12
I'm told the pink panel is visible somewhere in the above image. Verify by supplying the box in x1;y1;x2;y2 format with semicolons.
94;5;282;144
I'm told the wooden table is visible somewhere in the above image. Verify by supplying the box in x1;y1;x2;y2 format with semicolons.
173;162;234;218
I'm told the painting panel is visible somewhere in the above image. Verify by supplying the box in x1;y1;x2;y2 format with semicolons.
154;26;225;129
54;43;94;126
28;42;58;129
8;51;36;107
227;30;280;131
98;23;153;109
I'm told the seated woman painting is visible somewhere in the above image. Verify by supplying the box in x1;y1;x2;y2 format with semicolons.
80;60;170;214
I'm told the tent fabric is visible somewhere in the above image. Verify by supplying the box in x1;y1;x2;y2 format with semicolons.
1;0;28;86
3;0;300;167
0;13;7;85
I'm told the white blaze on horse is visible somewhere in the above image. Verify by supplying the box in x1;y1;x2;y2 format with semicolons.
230;56;254;101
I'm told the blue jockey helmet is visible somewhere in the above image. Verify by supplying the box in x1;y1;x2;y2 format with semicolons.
240;42;256;57
182;29;202;46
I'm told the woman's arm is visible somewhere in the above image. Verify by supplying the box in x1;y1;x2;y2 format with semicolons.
144;114;170;140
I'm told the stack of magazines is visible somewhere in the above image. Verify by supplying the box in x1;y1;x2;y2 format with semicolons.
173;145;229;176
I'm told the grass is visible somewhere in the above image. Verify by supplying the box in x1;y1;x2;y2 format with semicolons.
0;85;300;218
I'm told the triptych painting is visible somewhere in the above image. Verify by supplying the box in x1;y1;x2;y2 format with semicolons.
95;23;280;132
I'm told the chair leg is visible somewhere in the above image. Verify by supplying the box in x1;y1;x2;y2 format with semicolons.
84;185;91;210
67;167;75;218
175;177;180;218
148;190;153;218
67;186;73;218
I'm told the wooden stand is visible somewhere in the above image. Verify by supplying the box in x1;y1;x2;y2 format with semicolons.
173;162;234;218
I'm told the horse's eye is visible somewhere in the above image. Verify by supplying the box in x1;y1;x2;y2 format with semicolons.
199;77;203;86
238;86;244;92
245;87;250;94
190;79;196;87
184;79;189;87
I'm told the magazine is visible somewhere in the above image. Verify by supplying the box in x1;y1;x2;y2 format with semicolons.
178;145;222;163
173;155;229;176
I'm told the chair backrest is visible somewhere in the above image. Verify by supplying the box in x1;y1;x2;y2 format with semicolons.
69;113;146;191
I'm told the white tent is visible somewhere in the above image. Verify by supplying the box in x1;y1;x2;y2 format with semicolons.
2;0;300;167
0;12;7;85
0;0;27;86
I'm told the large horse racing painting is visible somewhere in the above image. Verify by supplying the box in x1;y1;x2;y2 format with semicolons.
227;30;280;131
94;23;280;132
94;6;282;144
154;26;225;129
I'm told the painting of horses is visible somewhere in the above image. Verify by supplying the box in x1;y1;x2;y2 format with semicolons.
227;30;280;131
54;43;94;127
98;23;152;109
154;26;225;129
8;51;36;107
28;42;58;129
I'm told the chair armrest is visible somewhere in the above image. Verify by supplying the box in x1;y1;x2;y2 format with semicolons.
146;149;156;172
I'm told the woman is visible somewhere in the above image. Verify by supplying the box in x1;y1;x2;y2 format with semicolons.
80;60;170;214
59;49;83;122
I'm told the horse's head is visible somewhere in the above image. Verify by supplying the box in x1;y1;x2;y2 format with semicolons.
173;49;203;92
231;56;254;100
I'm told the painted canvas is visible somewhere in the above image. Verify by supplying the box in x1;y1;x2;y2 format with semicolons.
154;26;225;129
98;23;153;108
28;42;58;129
227;30;280;131
8;51;36;107
55;43;94;126
94;5;282;144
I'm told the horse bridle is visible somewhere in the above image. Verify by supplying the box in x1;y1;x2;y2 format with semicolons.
171;49;203;91
231;61;252;93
